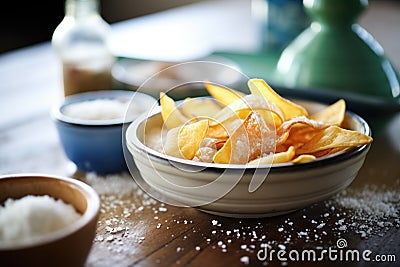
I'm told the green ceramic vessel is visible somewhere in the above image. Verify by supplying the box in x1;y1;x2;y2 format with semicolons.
274;0;400;101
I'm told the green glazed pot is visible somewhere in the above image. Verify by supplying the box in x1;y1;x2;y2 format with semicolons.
274;0;400;101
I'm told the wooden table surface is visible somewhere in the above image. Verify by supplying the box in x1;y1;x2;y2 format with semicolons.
1;0;399;266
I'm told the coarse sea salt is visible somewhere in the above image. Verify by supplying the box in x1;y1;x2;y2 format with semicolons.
63;99;129;121
0;195;81;244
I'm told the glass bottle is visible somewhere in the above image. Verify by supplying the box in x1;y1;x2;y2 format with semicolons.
52;0;115;97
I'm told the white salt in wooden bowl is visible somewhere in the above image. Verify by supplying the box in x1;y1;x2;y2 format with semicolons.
0;174;100;267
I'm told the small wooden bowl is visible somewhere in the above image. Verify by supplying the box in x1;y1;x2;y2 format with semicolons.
0;174;100;267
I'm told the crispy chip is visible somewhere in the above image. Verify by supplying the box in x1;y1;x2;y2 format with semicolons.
296;126;373;154
158;79;373;166
309;99;346;126
212;94;284;127
292;154;316;164
204;81;245;106
248;146;295;165
207;118;241;139
180;97;222;118
213;112;275;164
277;116;326;136
178;120;209;160
163;119;209;159
160;92;188;129
248;79;308;120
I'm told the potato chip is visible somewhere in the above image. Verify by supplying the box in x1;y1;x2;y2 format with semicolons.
213;112;275;164
277;116;326;136
204;81;245;106
180;97;222;118
211;94;284;127
309;99;346;126
248;79;308;120
158;78;373;166
162;119;209;159
282;127;320;148
236;108;283;128
160;92;189;129
292;154;316;164
296;126;373;154
213;119;249;164
248;146;295;165
178;120;209;160
276;116;329;149
207;116;243;139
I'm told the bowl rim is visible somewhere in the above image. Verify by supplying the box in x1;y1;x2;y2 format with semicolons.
0;173;100;251
126;99;372;174
51;90;157;127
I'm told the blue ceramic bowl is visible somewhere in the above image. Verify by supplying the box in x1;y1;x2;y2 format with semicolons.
52;90;157;174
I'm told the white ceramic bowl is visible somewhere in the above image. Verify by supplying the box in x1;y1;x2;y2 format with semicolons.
0;174;100;267
125;99;372;218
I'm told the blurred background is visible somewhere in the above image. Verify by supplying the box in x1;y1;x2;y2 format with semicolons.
0;0;204;54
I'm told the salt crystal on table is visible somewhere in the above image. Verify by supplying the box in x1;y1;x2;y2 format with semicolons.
240;256;249;265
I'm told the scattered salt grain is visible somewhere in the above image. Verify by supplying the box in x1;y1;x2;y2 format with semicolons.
329;184;400;238
240;256;250;265
85;172;137;196
0;195;81;244
278;244;286;250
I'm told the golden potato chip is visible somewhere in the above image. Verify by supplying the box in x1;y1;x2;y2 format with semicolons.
296;126;373;154
178;120;209;160
213;112;275;164
282;128;320;148
292;154;316;164
180;97;222;118
243;111;276;161
159;78;373;166
213;120;249;164
211;94;284;127
248;146;295;165
160;92;188;129
277;116;326;136
248;78;308;120
236;108;283;128
204;81;245;106
207;118;241;139
309;99;346;126
162;119;209;159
